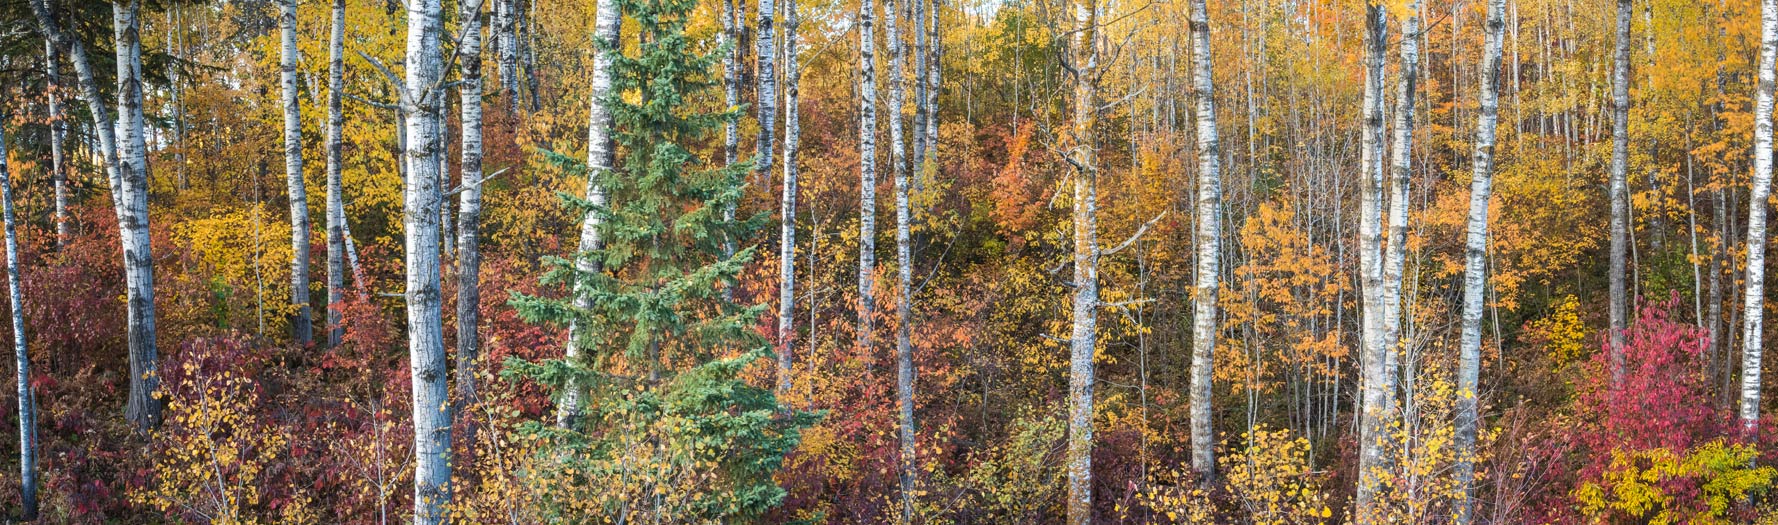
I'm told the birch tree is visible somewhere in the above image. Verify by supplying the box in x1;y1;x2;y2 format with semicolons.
1608;0;1631;385
857;0;880;353
886;0;918;516
1742;0;1778;431
27;0;160;428
113;0;162;431
923;0;939;165
557;0;620;428
1187;0;1221;481
1455;0;1506;521
777;0;802;396
457;0;489;404
1382;5;1419;366
496;0;522;113
756;0;777;172
1354;3;1391;519
46;41;69;249
281;0;314;347
326;0;347;348
1065;0;1100;520
0;119;36;521
401;0;454;518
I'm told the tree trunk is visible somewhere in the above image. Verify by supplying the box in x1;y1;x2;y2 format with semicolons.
1187;0;1220;482
1742;0;1777;431
282;0;314;347
777;0;801;397
1455;0;1505;522
756;0;777;173
885;0;917;517
1354;4;1391;520
557;0;620;428
1608;0;1631;386
723;0;740;167
0;121;36;521
496;0;521;114
45;41;69;249
857;0;880;355
114;0;163;432
1066;0;1099;521
924;0;940;168
326;0;347;348
912;0;928;170
402;0;453;519
1383;5;1419;370
457;0;489;407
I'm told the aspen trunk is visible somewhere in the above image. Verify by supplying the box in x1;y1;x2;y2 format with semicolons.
857;0;880;354
402;0;453;519
885;0;918;517
282;0;314;347
0;121;36;521
777;0;801;397
558;0;620;428
46;41;69;249
1354;4;1392;519
326;0;347;348
1383;6;1419;364
1741;0;1777;431
1455;0;1505;521
456;0;489;406
912;0;928;169
756;0;777;172
723;0;740;167
496;0;521;114
114;0;163;432
1187;0;1221;481
924;0;940;166
1066;0;1099;521
1608;0;1631;385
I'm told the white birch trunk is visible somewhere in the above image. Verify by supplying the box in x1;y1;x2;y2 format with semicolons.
777;0;801;397
496;0;521;114
1742;0;1778;431
557;0;620;428
1380;5;1420;439
1187;0;1221;481
1608;0;1632;385
857;0;880;354
457;0;489;405
0;122;36;521
114;0;162;431
756;0;777;172
326;0;347;348
402;0;453;518
282;0;314;347
1455;0;1505;522
1066;0;1099;522
1354;4;1392;519
885;0;918;517
46;41;70;249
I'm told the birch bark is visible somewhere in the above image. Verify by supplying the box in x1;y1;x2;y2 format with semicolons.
402;0;454;518
557;0;620;428
457;0;489;404
1455;0;1505;521
1187;0;1221;481
282;0;314;347
1741;0;1777;431
1065;0;1100;521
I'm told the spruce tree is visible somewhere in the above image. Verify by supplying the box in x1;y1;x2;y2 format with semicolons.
506;0;816;519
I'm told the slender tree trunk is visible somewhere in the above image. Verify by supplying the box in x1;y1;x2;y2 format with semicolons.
557;0;620;428
723;0;740;167
1455;0;1504;522
402;0;453;518
857;0;880;355
1354;4;1392;519
1065;0;1099;521
114;0;162;432
777;0;801;397
282;0;314;347
496;0;521;114
1608;0;1631;386
884;0;918;517
924;0;940;167
0;122;36;521
912;0;928;170
1383;5;1419;368
1741;0;1777;431
46;41;69;249
326;0;347;348
170;7;187;192
456;0;489;407
756;0;777;173
1187;0;1220;482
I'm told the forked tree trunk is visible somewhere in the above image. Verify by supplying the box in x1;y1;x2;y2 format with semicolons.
1455;0;1505;521
1741;0;1778;431
1354;4;1391;520
402;0;453;519
1187;0;1221;481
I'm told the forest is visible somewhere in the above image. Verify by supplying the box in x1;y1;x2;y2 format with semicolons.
0;0;1775;521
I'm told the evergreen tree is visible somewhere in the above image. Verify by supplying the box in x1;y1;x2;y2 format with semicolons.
506;0;817;519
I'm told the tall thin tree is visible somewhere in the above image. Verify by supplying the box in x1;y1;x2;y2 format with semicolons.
1455;0;1506;521
885;0;918;516
1742;0;1778;431
1065;0;1100;521
777;0;802;396
457;0;490;404
402;0;454;518
857;0;880;354
757;0;777;173
45;41;69;249
1186;0;1221;481
326;0;347;348
1354;3;1392;519
113;0;162;431
281;0;314;347
0;118;37;521
1608;0;1632;386
557;0;621;428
